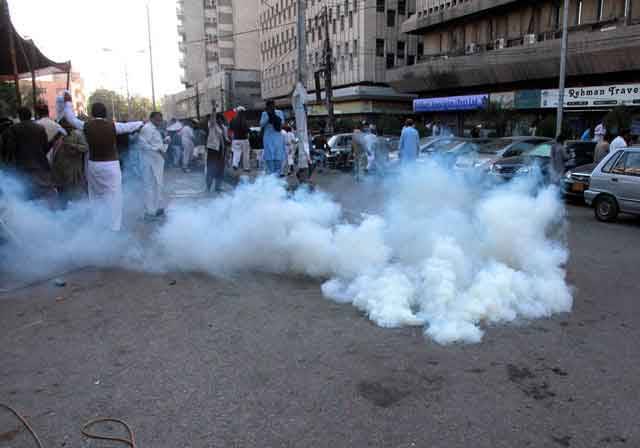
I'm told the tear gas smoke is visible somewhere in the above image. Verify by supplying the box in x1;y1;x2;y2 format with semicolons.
0;162;572;344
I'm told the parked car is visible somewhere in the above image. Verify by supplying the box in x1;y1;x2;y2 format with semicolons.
489;140;596;182
584;147;640;222
561;162;597;201
325;133;353;169
455;137;550;171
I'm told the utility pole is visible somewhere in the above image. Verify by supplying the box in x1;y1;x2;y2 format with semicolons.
124;62;132;119
146;3;157;110
296;0;307;85
556;0;570;137
195;83;201;121
322;6;335;135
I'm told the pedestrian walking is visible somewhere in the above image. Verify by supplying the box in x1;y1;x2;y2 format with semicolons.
52;118;88;207
351;123;366;181
363;125;377;174
281;124;296;176
594;123;606;143
550;131;569;184
594;133;612;163
399;118;420;165
139;112;169;220
204;102;229;193
230;106;251;172
2;107;56;201
610;129;630;153
180;119;195;172
83;102;143;231
260;99;285;175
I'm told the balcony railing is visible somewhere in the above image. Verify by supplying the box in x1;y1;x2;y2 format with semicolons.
415;19;624;63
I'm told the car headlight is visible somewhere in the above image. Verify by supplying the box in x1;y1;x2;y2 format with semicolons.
564;170;572;179
516;166;531;174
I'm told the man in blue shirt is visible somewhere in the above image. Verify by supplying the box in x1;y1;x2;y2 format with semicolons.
260;100;286;175
399;119;420;164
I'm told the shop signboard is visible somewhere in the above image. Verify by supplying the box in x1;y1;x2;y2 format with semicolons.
541;84;640;108
413;94;488;112
514;90;542;109
489;92;515;109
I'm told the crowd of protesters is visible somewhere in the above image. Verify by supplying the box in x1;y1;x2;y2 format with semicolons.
0;94;316;233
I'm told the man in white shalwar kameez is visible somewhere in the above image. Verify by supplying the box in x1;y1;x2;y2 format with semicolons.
139;112;169;219
82;102;143;231
179;120;195;172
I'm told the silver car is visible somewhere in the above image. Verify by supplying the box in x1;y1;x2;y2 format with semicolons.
584;147;640;222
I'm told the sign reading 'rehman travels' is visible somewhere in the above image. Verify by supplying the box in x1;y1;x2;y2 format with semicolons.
541;83;640;108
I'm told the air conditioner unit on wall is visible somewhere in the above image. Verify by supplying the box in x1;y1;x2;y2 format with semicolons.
494;38;506;49
465;43;478;54
523;34;537;45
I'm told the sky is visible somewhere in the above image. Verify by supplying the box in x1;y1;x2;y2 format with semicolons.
9;0;183;100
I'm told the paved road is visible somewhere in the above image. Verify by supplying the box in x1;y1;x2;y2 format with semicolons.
1;170;639;448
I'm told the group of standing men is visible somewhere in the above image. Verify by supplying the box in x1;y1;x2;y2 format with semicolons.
1;94;317;233
0;91;176;231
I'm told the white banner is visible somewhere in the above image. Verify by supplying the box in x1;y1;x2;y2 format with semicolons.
541;83;640;108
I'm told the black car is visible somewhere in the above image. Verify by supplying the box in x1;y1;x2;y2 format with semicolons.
561;162;597;201
489;140;596;183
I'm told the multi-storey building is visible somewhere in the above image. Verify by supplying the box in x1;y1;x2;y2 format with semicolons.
177;0;260;87
259;0;418;124
166;0;262;119
28;72;86;117
387;0;640;135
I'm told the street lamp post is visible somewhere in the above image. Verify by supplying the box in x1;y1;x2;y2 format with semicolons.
556;0;570;137
146;2;157;110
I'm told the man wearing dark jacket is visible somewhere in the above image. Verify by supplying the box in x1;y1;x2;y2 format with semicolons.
2;107;55;200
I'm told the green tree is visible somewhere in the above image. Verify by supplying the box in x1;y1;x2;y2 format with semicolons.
128;95;154;121
0;82;46;116
87;89;128;120
87;89;154;121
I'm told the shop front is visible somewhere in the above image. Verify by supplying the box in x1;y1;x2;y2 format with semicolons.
413;94;489;136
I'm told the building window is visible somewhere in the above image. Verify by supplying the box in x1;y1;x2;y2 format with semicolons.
407;54;415;65
349;11;353;27
340;16;344;31
333;19;336;34
376;39;384;57
353;0;358;12
417;42;424;58
398;0;406;15
387;10;395;27
397;41;405;59
386;53;395;68
376;0;385;13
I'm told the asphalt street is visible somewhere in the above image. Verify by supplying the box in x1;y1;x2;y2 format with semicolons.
1;169;639;448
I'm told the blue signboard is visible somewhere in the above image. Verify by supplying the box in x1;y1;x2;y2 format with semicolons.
413;94;488;112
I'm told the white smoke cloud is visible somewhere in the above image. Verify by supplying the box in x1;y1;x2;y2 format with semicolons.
1;162;572;344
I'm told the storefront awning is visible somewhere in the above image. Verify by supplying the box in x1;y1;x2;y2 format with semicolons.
0;1;70;81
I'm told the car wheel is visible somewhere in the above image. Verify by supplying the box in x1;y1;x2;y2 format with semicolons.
594;195;619;222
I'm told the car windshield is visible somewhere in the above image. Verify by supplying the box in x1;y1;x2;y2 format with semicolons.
423;138;462;152
478;138;514;154
526;143;552;158
327;135;341;148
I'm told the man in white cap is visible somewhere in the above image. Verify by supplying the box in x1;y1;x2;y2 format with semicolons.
230;106;251;172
